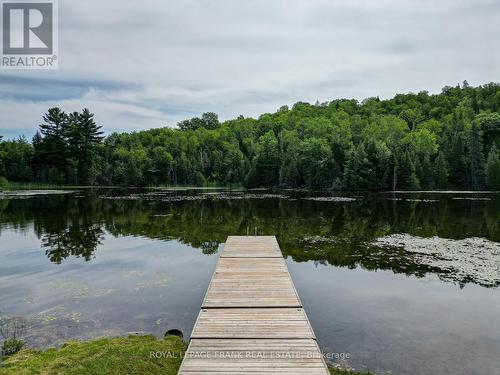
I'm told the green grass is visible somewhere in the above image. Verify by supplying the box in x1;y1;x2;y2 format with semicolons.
0;335;186;375
0;335;372;375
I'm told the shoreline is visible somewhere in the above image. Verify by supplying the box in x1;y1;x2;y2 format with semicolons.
0;335;371;375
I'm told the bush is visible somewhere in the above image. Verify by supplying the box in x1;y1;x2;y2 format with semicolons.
2;338;24;356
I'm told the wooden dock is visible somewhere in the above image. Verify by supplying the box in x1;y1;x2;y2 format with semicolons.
178;236;329;374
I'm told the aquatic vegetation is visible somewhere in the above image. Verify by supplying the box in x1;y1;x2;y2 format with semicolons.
373;234;500;287
302;235;339;244
404;198;439;202
303;197;356;202
121;270;146;278
134;272;170;290
0;190;76;197
53;279;115;299
102;191;287;202
451;197;491;201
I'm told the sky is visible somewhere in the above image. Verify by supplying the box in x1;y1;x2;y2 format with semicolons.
1;0;499;139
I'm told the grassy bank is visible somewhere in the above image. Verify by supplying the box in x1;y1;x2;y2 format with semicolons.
0;335;185;375
0;335;370;374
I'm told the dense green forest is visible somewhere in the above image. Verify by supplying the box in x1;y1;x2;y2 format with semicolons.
1;81;500;190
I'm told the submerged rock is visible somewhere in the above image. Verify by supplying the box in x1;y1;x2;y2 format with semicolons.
373;234;500;287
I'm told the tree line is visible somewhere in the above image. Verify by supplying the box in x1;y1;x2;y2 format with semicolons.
1;81;500;190
0;108;103;185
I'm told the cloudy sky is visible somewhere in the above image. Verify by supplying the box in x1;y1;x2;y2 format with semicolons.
1;0;499;139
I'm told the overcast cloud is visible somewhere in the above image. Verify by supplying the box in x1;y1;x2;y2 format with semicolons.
1;0;499;138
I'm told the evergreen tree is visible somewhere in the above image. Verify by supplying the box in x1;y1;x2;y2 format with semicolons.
343;143;373;190
447;133;467;187
416;154;433;189
40;107;67;138
2;83;500;189
31;131;43;181
280;157;301;187
65;109;104;185
364;139;391;190
485;144;500;190
468;122;485;190
433;152;449;189
38;107;68;181
246;130;280;187
398;151;420;190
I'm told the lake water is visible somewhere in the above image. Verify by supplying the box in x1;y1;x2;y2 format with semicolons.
0;189;499;374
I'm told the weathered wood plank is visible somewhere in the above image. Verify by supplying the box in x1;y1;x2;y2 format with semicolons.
178;236;329;375
221;235;282;258
179;339;329;374
191;308;315;339
202;258;301;308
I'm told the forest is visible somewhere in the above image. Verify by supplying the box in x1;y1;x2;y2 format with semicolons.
1;81;500;190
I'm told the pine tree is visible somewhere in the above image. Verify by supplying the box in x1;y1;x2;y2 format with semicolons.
38;107;68;182
398;151;420;190
447;133;467;188
416;154;433;189
343;143;373;190
31;131;43;181
244;163;260;187
40;107;67;138
433;152;449;189
468;122;485;190
65;109;104;185
280;158;301;187
485;144;500;190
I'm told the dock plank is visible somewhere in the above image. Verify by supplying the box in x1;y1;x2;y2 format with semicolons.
178;236;329;375
179;339;328;374
202;258;301;308
221;235;282;258
191;308;315;339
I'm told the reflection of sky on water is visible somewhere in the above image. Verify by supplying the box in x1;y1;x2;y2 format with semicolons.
0;230;218;347
288;259;500;375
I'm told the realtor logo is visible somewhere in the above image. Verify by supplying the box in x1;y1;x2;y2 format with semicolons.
1;0;58;69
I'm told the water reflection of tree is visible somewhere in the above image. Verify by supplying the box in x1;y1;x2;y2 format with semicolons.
1;191;499;287
200;240;219;255
0;194;105;264
41;224;104;264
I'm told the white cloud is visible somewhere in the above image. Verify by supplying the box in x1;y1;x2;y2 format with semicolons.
1;0;499;138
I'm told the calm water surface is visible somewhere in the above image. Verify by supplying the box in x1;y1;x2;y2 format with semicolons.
0;189;499;375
